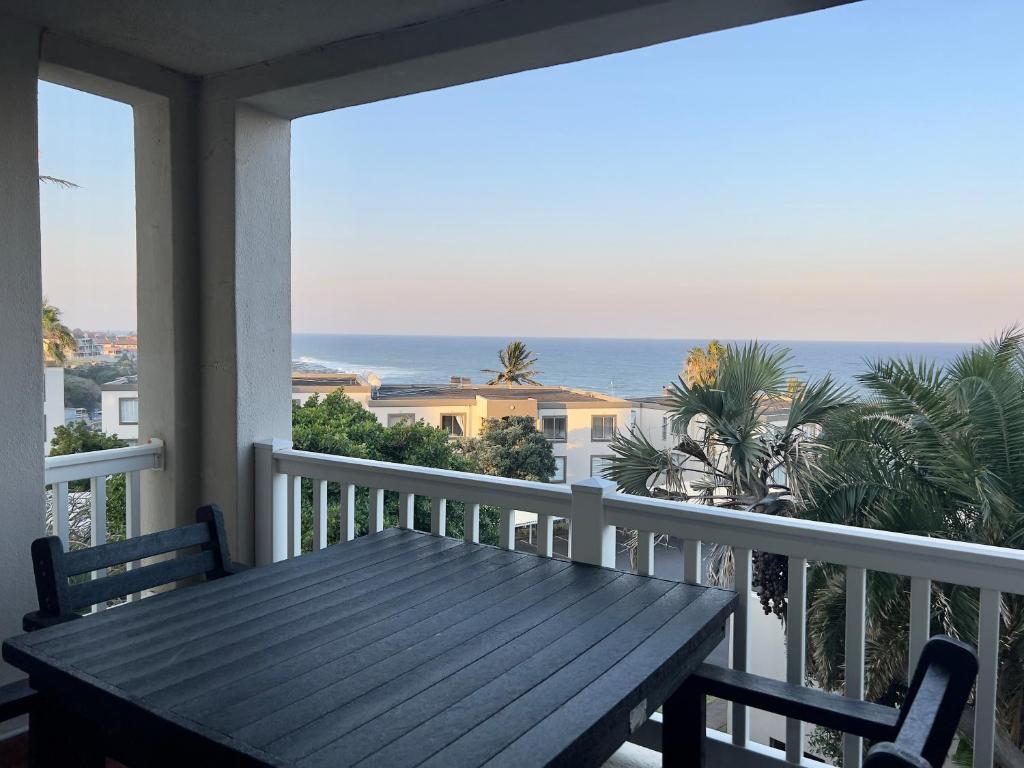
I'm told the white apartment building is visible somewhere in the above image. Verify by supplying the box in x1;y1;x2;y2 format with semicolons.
293;374;633;485
42;365;63;453
100;376;139;444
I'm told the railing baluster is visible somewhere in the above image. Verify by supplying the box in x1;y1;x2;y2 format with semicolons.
369;488;385;534
125;470;143;601
53;481;70;548
786;556;808;763
464;503;480;544
731;547;752;746
399;491;415;530
340;482;355;541
90;476;107;610
974;589;1000;768
684;539;702;584
908;576;931;675
536;513;553;557
288;474;301;557
499;508;515;551
430;496;446;536
637;531;655;576
312;479;328;550
844;566;867;767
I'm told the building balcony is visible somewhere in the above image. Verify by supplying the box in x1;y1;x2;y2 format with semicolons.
17;440;1021;767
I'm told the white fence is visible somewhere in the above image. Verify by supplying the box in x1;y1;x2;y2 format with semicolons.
257;442;1024;768
44;439;164;553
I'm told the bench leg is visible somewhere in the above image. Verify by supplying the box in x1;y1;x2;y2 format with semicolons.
663;676;705;767
29;696;104;768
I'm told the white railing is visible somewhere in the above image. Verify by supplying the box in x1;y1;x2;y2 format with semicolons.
256;441;1024;768
44;439;164;557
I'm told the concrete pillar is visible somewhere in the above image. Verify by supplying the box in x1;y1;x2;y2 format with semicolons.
0;17;43;688
199;101;292;563
135;86;203;533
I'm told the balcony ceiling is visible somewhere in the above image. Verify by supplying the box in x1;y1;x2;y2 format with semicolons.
6;0;860;118
0;0;488;76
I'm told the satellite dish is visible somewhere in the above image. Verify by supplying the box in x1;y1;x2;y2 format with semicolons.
366;372;381;389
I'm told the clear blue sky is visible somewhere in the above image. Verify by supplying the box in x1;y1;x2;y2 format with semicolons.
40;0;1023;341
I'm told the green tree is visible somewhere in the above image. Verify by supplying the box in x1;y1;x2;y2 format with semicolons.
804;331;1024;766
606;341;852;603
482;340;543;385
290;392;491;547
42;298;76;364
70;359;137;386
49;421;126;457
461;416;557;482
64;375;102;411
47;423;128;549
682;339;728;386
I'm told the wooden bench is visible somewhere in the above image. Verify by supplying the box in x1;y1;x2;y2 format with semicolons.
24;503;241;631
688;634;978;767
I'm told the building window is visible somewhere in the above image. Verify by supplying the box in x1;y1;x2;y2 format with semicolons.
541;415;566;441
551;456;566;483
441;413;466;437
119;397;139;425
388;413;416;427
591;415;616;441
591;455;615;478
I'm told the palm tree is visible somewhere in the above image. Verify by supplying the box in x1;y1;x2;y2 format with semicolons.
605;341;852;600
482;340;543;385
803;330;1024;766
42;298;77;363
683;339;728;386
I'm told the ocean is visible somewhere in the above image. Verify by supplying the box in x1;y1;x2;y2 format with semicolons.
292;334;971;400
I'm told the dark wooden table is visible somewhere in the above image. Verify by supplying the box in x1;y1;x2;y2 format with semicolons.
4;528;736;768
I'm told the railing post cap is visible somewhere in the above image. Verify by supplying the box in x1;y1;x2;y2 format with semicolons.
256;437;293;451
571;477;615;495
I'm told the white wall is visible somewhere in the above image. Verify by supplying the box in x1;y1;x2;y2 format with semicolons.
101;389;140;442
542;406;632;485
0;14;45;691
43;366;64;452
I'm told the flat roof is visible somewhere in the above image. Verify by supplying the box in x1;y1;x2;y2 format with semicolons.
371;384;629;406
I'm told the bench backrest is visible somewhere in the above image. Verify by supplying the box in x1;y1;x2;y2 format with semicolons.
31;504;234;623
864;635;979;768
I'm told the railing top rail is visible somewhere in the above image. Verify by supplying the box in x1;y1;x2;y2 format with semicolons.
272;446;572;517
44;439;164;485
605;493;1024;593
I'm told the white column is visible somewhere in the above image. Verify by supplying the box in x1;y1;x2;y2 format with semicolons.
569;478;616;568
135;84;204;535
0;16;45;688
198;100;292;564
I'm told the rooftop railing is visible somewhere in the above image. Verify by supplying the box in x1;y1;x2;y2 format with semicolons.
257;441;1024;768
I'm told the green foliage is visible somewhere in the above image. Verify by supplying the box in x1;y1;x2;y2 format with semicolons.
804;329;1024;756
290;392;500;549
47;423;128;550
291;391;380;457
608;341;853;505
68;359;136;386
42;298;76;363
49;421;126;457
683;339;728;386
482;340;543;385
63;374;101;410
461;416;557;482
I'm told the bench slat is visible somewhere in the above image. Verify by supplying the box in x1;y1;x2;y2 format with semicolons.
63;522;212;576
69;551;217;610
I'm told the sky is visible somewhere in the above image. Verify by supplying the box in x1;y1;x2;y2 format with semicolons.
39;0;1024;342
